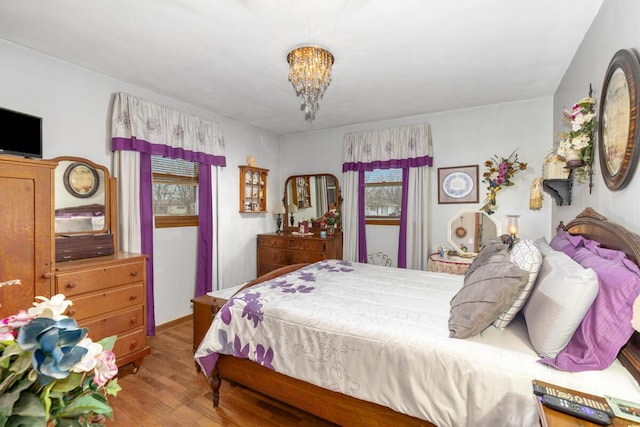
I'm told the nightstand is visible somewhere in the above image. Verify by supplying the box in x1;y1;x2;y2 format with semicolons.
192;294;226;353
426;252;473;275
535;379;628;426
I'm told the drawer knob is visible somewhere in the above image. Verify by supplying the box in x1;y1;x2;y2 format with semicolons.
130;317;138;325
129;340;138;350
68;309;76;316
66;282;78;289
129;294;137;301
130;270;138;277
42;272;52;279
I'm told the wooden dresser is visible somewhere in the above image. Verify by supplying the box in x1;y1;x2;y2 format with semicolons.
257;232;342;276
55;252;151;372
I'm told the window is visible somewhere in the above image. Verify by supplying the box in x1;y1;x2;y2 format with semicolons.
364;168;402;225
151;156;198;227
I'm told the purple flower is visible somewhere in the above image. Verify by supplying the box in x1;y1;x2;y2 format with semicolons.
233;336;250;358
255;344;274;370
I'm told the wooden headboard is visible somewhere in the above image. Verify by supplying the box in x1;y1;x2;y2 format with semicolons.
563;207;640;383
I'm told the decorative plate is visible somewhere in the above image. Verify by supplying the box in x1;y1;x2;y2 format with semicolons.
63;162;100;198
442;172;474;199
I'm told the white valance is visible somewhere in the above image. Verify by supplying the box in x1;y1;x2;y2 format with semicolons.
111;92;226;165
343;123;432;169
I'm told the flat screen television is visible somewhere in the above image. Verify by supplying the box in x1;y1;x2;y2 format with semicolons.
0;107;43;158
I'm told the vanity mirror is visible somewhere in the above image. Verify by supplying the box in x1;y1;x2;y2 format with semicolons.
51;156;111;235
447;209;501;256
284;174;340;226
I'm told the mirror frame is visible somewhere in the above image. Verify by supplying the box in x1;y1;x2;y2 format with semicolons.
447;209;501;256
51;156;111;236
283;174;341;230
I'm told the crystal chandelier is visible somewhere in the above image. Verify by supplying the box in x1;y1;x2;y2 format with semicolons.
287;46;334;121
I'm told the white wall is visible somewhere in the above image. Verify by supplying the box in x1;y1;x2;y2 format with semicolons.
552;0;640;233
281;97;554;262
0;40;281;326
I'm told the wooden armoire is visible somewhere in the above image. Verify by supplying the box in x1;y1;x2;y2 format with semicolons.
0;156;56;316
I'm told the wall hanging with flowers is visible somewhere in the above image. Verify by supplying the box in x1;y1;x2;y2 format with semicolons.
480;150;527;215
556;88;596;186
0;294;120;426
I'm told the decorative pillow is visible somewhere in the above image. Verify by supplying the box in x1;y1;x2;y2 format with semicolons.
449;248;529;339
523;242;599;358
533;237;554;256
464;235;509;279
493;239;542;329
540;247;640;371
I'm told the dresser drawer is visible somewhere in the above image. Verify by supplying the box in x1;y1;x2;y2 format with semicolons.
80;306;144;341
259;237;325;252
66;284;144;321
258;247;289;264
113;328;147;362
56;261;144;296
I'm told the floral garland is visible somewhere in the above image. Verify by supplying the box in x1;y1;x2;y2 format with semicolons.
0;294;120;426
557;96;596;183
480;150;527;215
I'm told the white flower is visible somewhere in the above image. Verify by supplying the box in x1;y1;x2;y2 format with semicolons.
28;294;72;320
71;337;104;372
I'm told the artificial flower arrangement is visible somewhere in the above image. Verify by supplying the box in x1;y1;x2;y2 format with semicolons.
480;150;527;215
321;209;341;227
0;294;120;426
556;95;596;183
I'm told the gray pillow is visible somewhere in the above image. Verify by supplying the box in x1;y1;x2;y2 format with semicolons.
449;248;529;338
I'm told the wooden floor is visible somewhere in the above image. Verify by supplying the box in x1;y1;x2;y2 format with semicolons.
109;319;337;426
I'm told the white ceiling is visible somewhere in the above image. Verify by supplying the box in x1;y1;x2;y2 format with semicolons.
0;0;603;136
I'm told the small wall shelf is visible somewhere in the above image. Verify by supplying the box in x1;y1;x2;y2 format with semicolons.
543;178;572;206
239;165;269;213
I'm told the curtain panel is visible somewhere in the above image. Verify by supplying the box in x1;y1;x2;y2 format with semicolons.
110;92;226;334
342;123;432;269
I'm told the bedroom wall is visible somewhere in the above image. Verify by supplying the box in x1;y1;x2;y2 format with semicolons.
552;0;640;233
0;40;282;326
281;97;554;260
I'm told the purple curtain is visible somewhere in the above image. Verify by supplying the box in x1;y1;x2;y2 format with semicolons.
344;156;432;267
139;153;156;335
397;168;410;268
357;170;367;263
196;165;213;296
112;137;225;334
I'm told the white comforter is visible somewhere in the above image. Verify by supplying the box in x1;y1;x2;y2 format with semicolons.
195;260;640;427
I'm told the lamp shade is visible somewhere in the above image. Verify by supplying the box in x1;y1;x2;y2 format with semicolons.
288;204;298;213
273;203;286;215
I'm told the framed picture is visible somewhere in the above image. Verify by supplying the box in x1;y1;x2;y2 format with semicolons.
438;165;479;204
63;161;100;198
598;48;640;191
605;395;640;423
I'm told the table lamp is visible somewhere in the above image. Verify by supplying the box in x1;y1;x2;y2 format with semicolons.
288;204;298;227
273;203;286;233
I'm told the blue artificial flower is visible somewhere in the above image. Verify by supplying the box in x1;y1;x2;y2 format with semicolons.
17;316;88;384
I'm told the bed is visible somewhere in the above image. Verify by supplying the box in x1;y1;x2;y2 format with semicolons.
195;208;640;426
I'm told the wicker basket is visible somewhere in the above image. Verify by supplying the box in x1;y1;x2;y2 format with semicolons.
543;152;570;179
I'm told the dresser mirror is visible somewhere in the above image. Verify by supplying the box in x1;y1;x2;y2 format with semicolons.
447;209;501;256
51;156;111;235
284;174;340;226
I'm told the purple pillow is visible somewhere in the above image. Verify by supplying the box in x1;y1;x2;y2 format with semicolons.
549;229;599;258
540;246;640;371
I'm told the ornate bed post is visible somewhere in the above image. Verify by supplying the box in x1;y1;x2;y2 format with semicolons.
209;369;222;407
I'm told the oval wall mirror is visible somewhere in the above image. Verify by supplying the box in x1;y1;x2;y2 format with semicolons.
284;174;340;226
447;209;501;256
51;156;111;235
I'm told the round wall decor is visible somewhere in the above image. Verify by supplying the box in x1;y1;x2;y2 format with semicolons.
63;161;100;198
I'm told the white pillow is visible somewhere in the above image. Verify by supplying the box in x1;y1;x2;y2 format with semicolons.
493;239;542;329
523;240;599;358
